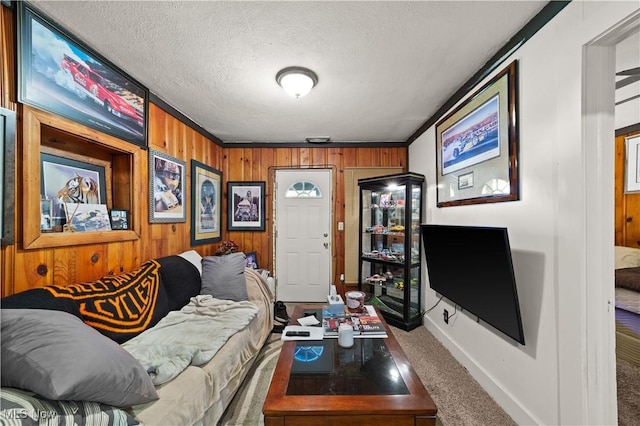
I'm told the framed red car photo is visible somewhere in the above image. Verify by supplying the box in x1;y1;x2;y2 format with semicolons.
17;3;148;148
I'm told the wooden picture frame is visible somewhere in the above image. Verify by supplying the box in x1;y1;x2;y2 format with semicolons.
149;149;186;223
227;181;266;231
190;160;222;245
17;3;148;148
40;153;108;229
435;60;519;207
1;107;16;246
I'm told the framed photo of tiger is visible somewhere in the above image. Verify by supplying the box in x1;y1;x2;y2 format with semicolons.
190;160;222;245
40;153;107;230
149;149;186;223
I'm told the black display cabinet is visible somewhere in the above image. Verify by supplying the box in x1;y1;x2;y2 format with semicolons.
358;172;425;331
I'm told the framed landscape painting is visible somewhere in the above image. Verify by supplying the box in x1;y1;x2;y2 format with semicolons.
17;3;148;148
191;160;222;245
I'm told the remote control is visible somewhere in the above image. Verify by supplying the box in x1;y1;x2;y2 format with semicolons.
285;330;311;337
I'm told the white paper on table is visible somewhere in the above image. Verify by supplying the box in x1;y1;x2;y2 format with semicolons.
297;315;320;326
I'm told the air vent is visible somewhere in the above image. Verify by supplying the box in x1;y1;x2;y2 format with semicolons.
305;137;331;144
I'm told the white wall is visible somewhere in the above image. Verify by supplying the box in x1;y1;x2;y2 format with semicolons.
409;2;640;425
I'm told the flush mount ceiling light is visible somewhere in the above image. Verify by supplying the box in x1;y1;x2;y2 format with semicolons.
276;66;318;98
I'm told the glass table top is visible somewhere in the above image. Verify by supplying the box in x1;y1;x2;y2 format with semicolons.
286;337;409;396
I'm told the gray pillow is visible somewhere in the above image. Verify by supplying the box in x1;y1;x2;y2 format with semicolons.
201;252;248;301
1;309;158;407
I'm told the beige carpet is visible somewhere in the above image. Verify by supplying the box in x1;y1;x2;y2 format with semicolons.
390;326;515;426
617;357;640;426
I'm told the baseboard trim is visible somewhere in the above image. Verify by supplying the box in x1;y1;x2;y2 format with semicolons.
423;318;540;425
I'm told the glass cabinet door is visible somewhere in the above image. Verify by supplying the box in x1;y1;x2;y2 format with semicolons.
358;173;424;331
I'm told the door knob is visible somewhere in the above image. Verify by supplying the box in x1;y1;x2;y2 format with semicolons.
324;242;329;249
324;233;328;237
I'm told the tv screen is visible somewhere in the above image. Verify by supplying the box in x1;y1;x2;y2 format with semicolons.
421;224;525;345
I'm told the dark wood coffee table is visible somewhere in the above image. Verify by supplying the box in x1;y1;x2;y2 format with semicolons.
263;304;437;425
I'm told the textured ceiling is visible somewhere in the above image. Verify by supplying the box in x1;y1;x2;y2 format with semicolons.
29;1;550;144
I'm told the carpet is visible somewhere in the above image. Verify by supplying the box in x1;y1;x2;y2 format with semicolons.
617;357;640;426
218;334;283;426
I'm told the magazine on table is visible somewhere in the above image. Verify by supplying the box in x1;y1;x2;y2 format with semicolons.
322;305;387;338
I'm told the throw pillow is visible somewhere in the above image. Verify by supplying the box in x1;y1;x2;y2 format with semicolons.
0;387;140;425
41;259;171;343
1;309;158;407
615;266;640;292
201;252;248;301
156;255;202;311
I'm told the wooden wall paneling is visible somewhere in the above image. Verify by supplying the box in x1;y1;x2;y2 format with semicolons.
13;248;53;294
615;133;625;245
275;147;293;167
1;244;14;296
52;245;107;285
106;240;139;277
343;147;359;168
1;4;15;109
615;132;640;247
328;148;343;287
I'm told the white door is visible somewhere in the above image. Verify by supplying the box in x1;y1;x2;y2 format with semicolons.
275;169;332;302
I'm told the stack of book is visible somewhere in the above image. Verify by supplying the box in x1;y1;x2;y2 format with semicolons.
322;305;387;338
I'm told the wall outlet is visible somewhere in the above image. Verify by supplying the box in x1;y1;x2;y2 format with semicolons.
443;309;449;324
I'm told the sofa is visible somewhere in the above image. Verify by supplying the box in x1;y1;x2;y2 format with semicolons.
0;250;274;425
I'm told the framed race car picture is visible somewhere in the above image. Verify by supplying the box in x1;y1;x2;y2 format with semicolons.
227;181;266;231
17;3;148;148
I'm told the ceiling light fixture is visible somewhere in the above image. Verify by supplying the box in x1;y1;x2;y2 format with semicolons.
276;66;318;98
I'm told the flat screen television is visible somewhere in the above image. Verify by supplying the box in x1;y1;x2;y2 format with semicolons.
421;224;525;345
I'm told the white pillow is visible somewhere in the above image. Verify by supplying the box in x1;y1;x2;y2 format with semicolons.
179;250;203;276
614;246;640;269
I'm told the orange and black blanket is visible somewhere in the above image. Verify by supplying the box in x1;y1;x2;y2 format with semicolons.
1;256;201;343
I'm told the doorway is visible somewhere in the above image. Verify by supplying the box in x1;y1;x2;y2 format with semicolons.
274;169;332;302
583;10;640;424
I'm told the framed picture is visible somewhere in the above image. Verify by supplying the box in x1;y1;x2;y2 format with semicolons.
149;149;186;223
435;60;519;207
40;198;53;232
245;252;259;269
1;107;16;246
63;203;111;232
624;135;640;193
110;209;129;230
40;153;108;227
227;181;266;231
17;3;148;148
190;160;222;245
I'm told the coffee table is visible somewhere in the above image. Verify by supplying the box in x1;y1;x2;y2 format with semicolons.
263;304;437;425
